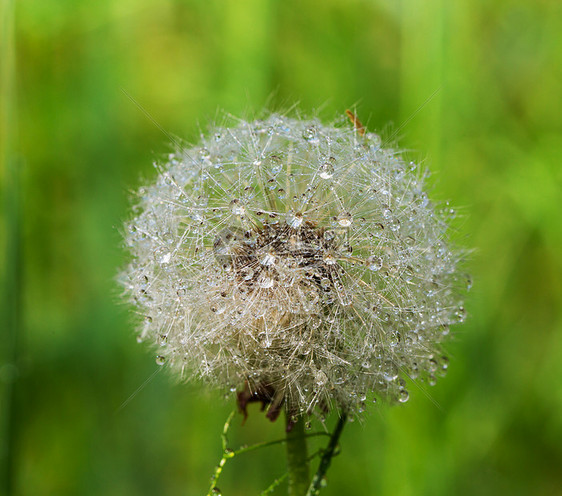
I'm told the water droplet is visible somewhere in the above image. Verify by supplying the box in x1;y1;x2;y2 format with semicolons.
155;356;166;366
257;274;274;288
259;332;272;348
366;255;383;271
398;389;409;403
305;421;312;430
405;235;416;245
380;312;391;323
383;208;392;219
388;218;401;232
260;252;276;266
382;360;398;381
372;223;385;238
229;199;246;216
337;212;353;227
160;252;172;264
319;161;334;179
402;266;414;281
315;370;328;386
213;227;244;265
320;278;331;290
240;266;254;280
331;365;346;385
302;126;318;142
389;331;400;346
323;230;335;241
454;306;466;323
286;211;304;228
323;252;337;265
211;488;222;495
429;358;438;372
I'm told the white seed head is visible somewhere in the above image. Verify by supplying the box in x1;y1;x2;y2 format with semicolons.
121;112;467;417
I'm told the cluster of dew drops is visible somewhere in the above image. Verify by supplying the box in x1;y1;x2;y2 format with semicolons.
123;112;469;417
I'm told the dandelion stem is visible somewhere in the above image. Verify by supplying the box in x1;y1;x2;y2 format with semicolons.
1;1;21;494
285;412;310;496
305;414;347;496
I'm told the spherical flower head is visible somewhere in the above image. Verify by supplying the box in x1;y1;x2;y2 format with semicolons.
121;112;467;419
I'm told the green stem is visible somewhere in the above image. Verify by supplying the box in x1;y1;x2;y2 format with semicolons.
1;1;20;494
285;412;310;496
306;414;347;496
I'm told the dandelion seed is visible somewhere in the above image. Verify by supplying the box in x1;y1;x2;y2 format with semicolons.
121;112;468;418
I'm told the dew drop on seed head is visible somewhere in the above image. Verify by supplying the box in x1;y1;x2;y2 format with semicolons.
366;255;383;271
398;389;409;403
323;252;337;265
229;199;245;216
260;252;276;266
302;126;318;142
323;230;335;241
213;227;244;265
388;218;401;232
240;267;254;280
455;306;466;323
315;370;328;386
337;212;353;227
402;266;414;281
155;356;166;366
286;211;304;228
258;275;274;288
319;161;334;179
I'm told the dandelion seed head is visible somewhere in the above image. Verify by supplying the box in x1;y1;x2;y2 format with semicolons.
121;112;467;417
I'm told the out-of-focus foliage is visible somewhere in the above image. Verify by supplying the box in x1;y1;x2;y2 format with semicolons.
1;0;561;495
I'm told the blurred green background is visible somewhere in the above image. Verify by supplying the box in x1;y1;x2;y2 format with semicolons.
2;0;562;494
